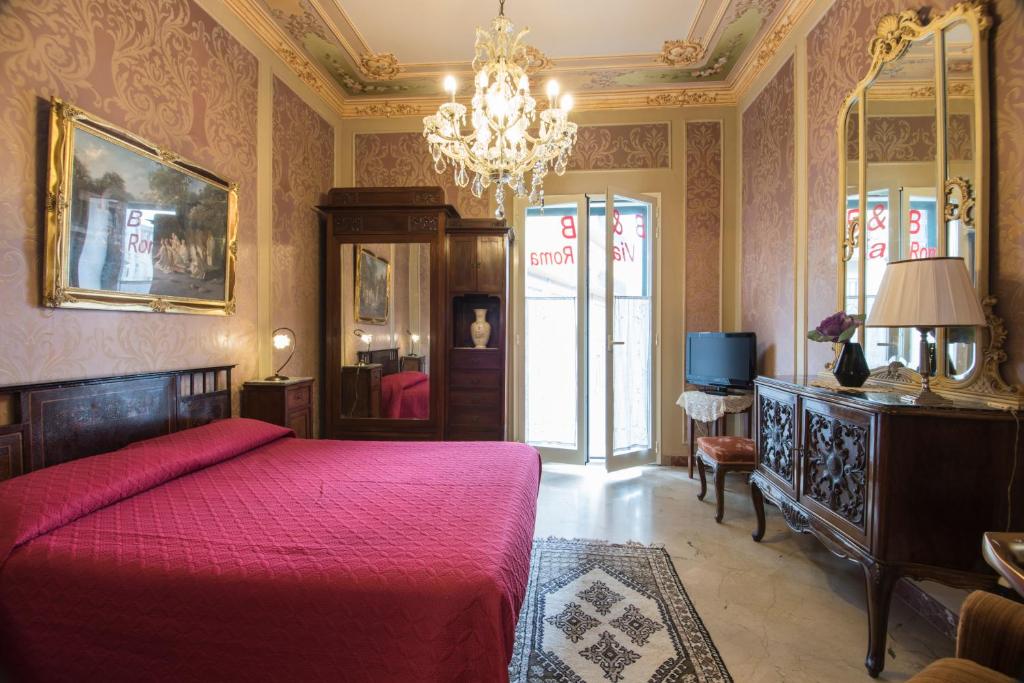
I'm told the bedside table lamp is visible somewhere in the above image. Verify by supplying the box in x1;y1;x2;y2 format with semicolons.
410;332;420;357
865;257;985;405
267;327;296;381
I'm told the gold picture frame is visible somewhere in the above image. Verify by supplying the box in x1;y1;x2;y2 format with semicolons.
355;247;391;324
44;97;238;315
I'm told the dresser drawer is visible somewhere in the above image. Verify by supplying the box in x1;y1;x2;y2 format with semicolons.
286;384;311;411
449;388;501;408
450;348;503;370
448;405;502;429
449;369;501;390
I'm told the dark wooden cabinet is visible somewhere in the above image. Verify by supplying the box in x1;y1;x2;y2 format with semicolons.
448;230;506;295
318;187;510;442
339;364;381;418
241;378;314;439
749;376;1022;677
446;218;510;440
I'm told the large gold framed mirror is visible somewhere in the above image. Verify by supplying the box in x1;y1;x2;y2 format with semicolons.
835;1;1020;407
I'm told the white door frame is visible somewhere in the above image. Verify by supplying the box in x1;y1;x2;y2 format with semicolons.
512;191;662;467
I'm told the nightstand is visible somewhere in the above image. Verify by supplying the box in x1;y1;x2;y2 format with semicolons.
400;355;425;373
241;377;314;438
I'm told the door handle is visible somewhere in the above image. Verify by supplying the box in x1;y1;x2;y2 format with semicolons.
608;339;625;350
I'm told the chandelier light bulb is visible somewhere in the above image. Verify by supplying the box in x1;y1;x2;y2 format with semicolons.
443;75;457;101
546;79;560;106
559;93;574;112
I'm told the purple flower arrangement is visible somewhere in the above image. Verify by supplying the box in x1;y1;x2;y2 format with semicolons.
808;311;865;344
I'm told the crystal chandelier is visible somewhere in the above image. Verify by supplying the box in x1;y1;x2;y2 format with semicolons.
422;0;577;220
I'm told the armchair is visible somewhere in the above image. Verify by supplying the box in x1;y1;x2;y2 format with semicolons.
910;591;1024;682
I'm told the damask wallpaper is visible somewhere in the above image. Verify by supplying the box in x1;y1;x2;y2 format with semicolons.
685;121;722;333
353;132;489;218
806;0;1024;383
272;77;333;430
845;114;972;162
0;0;259;397
569;123;671;171
742;58;795;376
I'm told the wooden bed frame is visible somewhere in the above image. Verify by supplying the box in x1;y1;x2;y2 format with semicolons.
0;366;233;481
356;347;400;375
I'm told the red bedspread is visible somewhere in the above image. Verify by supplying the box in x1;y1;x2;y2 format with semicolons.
381;370;430;418
0;419;540;682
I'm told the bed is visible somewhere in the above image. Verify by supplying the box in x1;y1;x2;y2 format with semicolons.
357;348;431;419
0;368;540;682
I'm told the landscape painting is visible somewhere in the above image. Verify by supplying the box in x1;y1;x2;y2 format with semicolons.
44;98;237;314
355;248;390;323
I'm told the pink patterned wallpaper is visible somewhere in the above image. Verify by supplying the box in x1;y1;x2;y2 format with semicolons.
272;78;333;429
0;0;259;397
353;125;671;219
806;0;1024;383
354;133;489;218
845;114;972;162
569;123;671;171
685;121;722;334
742;58;795;377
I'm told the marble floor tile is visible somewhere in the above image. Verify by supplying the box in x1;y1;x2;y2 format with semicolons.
533;464;955;682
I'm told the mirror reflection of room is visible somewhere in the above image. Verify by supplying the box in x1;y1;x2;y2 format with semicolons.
338;242;430;419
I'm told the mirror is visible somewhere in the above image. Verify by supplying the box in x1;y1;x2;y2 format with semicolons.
338;242;431;419
834;3;1021;405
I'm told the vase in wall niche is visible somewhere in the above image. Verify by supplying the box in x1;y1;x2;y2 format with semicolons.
470;308;491;349
833;342;870;388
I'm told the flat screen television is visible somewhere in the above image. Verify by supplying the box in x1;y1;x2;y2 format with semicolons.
685;332;757;391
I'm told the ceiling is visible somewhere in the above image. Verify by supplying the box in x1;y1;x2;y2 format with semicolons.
229;0;811;116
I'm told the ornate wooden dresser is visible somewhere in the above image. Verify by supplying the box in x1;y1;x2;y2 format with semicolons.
750;376;1022;677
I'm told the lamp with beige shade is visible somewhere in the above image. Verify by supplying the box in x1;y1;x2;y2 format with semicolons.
865;257;986;405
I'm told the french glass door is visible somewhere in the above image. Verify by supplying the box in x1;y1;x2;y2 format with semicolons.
519;191;658;470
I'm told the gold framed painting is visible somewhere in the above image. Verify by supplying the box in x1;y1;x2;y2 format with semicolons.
355;247;390;324
43;97;238;315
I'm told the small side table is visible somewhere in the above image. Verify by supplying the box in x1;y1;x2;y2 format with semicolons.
676;390;754;478
241;377;314;438
983;531;1024;598
400;355;425;373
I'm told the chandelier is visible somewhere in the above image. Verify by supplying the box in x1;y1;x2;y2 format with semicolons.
422;0;577;220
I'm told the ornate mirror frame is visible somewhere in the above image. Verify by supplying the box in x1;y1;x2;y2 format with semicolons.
835;1;1022;408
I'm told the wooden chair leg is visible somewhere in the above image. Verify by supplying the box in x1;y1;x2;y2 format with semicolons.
696;455;708;501
714;466;726;523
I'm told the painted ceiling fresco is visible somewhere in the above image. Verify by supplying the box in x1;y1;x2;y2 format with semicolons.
257;0;790;100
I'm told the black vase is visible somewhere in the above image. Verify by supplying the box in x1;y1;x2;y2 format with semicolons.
833;342;870;387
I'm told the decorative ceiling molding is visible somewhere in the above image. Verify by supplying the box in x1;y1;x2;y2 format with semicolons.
646;90;721;106
358;51;402;80
523;46;554;74
658;39;706;67
351;101;425;117
728;0;816;99
222;0;348;116
220;0;809;118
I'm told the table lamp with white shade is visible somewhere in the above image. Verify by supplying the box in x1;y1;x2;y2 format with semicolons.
865;256;985;405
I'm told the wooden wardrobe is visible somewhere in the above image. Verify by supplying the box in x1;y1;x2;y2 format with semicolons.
319;187;511;441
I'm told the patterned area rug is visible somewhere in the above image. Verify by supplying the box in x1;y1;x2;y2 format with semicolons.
510;538;732;683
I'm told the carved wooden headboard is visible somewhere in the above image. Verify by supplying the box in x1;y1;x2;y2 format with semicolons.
356;348;400;375
0;366;234;481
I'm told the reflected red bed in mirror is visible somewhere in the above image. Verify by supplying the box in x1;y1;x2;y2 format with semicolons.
381;370;430;418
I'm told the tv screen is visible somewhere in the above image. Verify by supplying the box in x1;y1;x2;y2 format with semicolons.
686;332;757;390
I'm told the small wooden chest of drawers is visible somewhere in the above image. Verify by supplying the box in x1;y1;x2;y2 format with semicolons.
241;377;314;438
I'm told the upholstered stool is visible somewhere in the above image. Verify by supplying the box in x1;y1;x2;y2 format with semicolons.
695;436;756;523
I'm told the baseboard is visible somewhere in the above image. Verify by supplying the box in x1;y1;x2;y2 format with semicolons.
894;578;959;641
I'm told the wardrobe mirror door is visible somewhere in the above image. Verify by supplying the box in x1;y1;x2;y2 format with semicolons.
942;18;979;382
338;241;432;420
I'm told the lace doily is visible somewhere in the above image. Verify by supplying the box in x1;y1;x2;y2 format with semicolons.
676;390;754;423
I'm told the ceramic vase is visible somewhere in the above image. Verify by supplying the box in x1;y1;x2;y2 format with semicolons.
470;308;491;349
833;341;870;387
